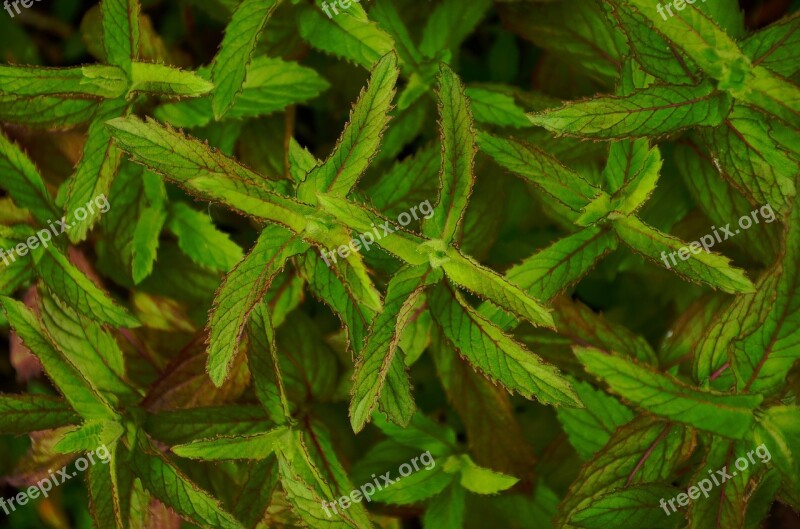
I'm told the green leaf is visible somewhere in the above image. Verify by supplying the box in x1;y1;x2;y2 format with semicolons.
207;225;307;387
368;144;439;215
423;482;464;529
157;58;330;128
129;62;214;97
297;3;394;69
132;440;245;529
288;137;319;183
0;94;98;128
39;289;139;407
429;282;580;407
211;0;280;119
102;0;140;70
674;140;781;264
0;394;80;434
373;412;457;457
277;426;372;529
497;0;625;82
106;116;315;234
0;296;115;420
570;484;680;529
0;131;60;225
453;455;519;494
349;264;442;432
528;82;732;139
33;244;139;328
479;226;618;328
623;0;748;84
419;0;491;57
0;65;128;99
131;171;167;283
298;51;398;203
86;442;129;529
686;439;752;529
369;464;452;505
730;200;800;394
466;87;531;128
556;378;634;460
550;297;657;365
172;426;290;461
64;100;128;243
370;0;424;69
144;405;272;445
755;406;800;489
228;459;280;529
422;64;476;243
54;419;123;453
299;250;382;355
613;215;755;294
441;247;555;328
247;300;292;424
477;131;601;219
737;64;800;125
741;13;800;77
602;139;662;215
575;346;762;438
555;416;694;528
97;162;167;284
314;193;427;264
692;270;777;387
699;104;797;215
605;1;699;84
166;202;243;273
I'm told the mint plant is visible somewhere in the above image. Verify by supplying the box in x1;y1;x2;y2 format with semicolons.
0;0;798;528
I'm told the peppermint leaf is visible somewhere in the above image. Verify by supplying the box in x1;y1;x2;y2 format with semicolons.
166;202;243;273
157;58;329;128
556;378;634;460
0;394;80;434
33;244;139;328
207;225;307;387
429;282;580;407
741;13;800;77
211;0;280;119
528;82;732;139
298;51;399;202
172;426;290;461
422;64;477;243
0;296;115;419
0;65;127;99
613;215;755;294
0;94;98;128
575;346;762;438
129;62;214;97
349;264;441;432
64;100;128;243
102;0;140;70
297;3;394;69
132;440;245;529
0;131;60;225
555;416;695;528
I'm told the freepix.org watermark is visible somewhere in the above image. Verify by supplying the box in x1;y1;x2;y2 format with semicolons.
3;0;47;19
321;451;435;518
319;199;434;267
659;443;771;516
0;194;110;267
656;0;709;21
320;0;372;19
0;445;110;515
660;203;775;269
